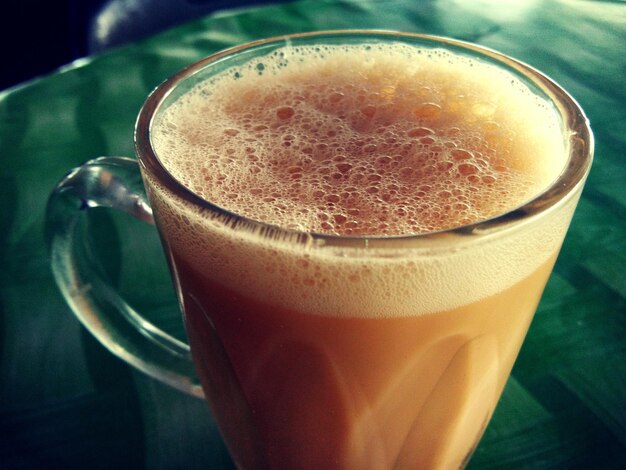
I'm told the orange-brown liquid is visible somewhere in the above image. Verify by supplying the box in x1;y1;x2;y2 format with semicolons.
145;43;573;469
177;253;557;470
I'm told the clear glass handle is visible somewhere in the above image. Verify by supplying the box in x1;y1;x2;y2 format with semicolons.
45;156;203;398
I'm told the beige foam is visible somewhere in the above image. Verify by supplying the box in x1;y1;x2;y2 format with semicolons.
145;43;574;317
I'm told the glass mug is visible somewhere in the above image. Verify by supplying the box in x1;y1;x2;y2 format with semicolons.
46;31;592;469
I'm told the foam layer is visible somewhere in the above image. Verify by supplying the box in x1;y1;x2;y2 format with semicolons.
152;43;565;236
145;42;575;317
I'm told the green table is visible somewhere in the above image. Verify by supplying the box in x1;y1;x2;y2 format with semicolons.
1;1;625;468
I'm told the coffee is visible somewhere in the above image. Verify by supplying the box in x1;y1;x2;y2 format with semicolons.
144;42;572;469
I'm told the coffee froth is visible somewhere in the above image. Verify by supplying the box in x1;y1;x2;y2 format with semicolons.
146;43;571;318
152;43;565;236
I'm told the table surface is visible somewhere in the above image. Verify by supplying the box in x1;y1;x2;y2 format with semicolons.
1;0;625;468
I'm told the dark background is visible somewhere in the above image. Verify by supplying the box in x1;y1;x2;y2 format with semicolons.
1;0;285;91
2;1;99;90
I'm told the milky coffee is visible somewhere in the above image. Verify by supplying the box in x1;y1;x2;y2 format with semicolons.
144;43;575;469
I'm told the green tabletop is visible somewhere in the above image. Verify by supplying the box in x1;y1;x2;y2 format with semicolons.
1;0;625;468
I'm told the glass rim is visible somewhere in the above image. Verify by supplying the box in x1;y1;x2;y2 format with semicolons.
135;29;593;248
